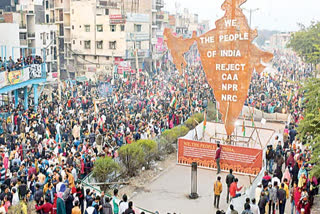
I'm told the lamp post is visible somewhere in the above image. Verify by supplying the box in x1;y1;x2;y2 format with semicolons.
243;8;259;28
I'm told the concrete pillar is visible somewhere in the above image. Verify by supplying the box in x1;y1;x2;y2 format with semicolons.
14;90;18;108
33;84;39;110
24;87;28;110
189;162;199;199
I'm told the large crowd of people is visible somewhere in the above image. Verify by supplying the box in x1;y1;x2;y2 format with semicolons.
245;50;312;114
0;55;43;72
0;47;316;214
217;51;317;214
0;54;213;213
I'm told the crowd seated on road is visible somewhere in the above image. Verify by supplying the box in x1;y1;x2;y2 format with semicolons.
0;56;43;72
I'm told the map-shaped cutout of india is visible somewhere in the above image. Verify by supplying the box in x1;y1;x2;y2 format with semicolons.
164;0;273;136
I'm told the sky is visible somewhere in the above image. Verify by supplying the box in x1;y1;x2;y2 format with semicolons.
164;0;320;32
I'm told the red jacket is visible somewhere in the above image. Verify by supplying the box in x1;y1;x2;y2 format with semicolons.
229;182;242;197
215;148;221;160
36;202;53;214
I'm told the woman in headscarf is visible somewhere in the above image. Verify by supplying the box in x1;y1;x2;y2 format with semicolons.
56;192;66;214
63;188;74;214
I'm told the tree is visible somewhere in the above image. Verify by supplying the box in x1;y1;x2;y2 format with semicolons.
287;22;320;76
92;156;120;182
118;143;146;177
137;139;158;169
297;79;320;177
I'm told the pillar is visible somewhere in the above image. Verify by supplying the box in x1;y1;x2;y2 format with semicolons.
24;87;28;110
189;162;199;199
14;90;18;108
33;84;39;110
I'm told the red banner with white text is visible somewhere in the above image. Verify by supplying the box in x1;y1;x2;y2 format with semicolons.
177;139;262;175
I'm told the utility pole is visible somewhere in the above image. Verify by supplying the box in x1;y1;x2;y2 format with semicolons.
134;33;140;80
243;8;259;27
56;24;61;100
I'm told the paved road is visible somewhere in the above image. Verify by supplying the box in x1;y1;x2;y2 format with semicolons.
132;164;251;214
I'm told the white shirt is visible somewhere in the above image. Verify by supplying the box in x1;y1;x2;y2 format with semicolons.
255;187;262;203
119;201;128;214
250;203;260;214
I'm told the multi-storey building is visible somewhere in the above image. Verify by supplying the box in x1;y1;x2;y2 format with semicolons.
0;0;57;79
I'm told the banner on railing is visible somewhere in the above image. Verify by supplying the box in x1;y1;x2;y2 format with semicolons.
0;64;43;88
177;138;263;176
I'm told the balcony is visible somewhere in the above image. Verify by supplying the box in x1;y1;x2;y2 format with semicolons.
27;33;35;38
155;0;164;8
20;39;28;46
64;8;70;13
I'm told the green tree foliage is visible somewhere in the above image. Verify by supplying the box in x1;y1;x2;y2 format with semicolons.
297;79;320;177
92;156;120;182
287;22;320;67
137;139;158;169
118;143;146;177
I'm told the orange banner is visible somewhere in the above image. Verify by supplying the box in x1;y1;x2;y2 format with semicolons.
177;139;262;175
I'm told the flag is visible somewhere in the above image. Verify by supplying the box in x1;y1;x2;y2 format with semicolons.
170;96;176;108
114;93;118;104
203;110;207;131
242;120;246;137
46;127;51;139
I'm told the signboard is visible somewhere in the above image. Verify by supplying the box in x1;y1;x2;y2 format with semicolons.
7;69;29;84
109;14;126;24
164;0;273;136
176;27;188;35
178;139;262;175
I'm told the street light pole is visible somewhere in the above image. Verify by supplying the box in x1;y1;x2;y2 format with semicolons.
243;8;259;28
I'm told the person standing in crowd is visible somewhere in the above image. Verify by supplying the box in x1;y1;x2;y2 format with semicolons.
112;189;120;214
226;169;235;203
119;194;129;214
250;199;259;214
265;145;275;174
214;176;222;209
215;143;221;174
277;183;287;214
258;192;268;214
268;181;277;214
124;201;135;214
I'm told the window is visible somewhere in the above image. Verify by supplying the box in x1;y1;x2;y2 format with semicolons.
134;24;142;32
136;41;141;49
73;40;75;45
84;40;91;49
72;25;74;30
45;1;48;9
97;25;103;32
106;56;110;60
80;41;82;45
120;25;125;31
72;9;74;14
109;41;116;49
105;9;109;15
85;25;90;32
46;14;49;23
94;56;97;60
110;25;116;32
97;41;103;49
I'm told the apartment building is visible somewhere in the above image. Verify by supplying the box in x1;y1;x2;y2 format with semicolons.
0;0;57;79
